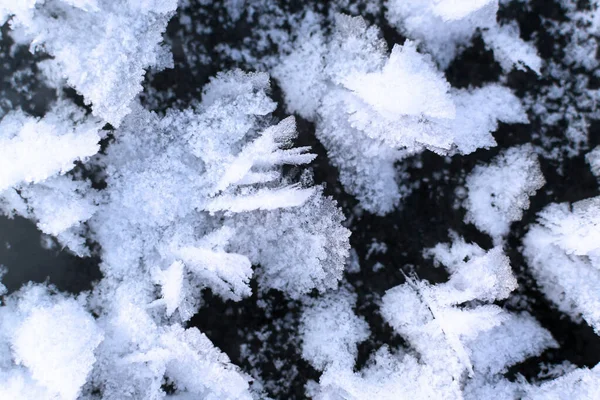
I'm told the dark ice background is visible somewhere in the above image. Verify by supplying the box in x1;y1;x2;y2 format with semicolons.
1;1;600;398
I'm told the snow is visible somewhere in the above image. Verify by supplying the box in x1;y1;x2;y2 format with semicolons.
229;189;350;296
0;285;103;400
587;146;600;178
1;64;349;398
301;289;370;370
482;23;542;74
374;234;555;398
385;0;541;72
275;14;528;214
525;364;600;399
153;260;185;317
1;0;177;126
0;0;598;398
0;101;101;191
205;185;316;213
12;299;103;400
524;196;600;333
464;145;545;241
382;238;518;379
342;41;455;121
466;313;557;375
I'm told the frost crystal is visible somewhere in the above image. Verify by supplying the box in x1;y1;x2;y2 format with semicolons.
301;289;370;370
0;101;101;191
91;70;349;309
524;196;600;333
587;146;600;178
1;0;177;126
1;0;599;398
304;234;555;399
275;14;528;214
525;364;600;399
385;0;541;72
383;237;519;380
464;145;545;241
0;68;350;398
0;285;103;400
1;175;98;256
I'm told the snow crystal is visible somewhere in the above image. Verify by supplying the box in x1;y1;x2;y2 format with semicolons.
0;1;597;398
229;189;350;297
466;313;557;375
385;0;541;72
526;364;600;399
315;347;459;400
524;196;600;333
276;14;528;214
301;289;370;370
94;297;253;398
0;101;101;191
375;234;555;398
0;65;350;398
522;1;600;156
464;145;545;240
1;0;177;126
482;23;542;74
90;70;349;306
0;285;103;400
587;146;600;178
12;299;102;399
1;175;98;256
123;325;253;400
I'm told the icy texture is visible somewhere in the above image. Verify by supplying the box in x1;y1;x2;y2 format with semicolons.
0;100;102;255
301;289;370;370
465;313;557;376
228;192;349;297
55;70;347;397
0;285;103;400
0;69;350;398
384;237;519;380
313;347;459;400
382;235;554;395
2;1;599;398
587;146;600;178
301;291;457;399
524;196;600;332
385;0;541;72
464;145;545;241
304;234;555;399
88;285;253;400
90;71;348;312
271;12;328;121
1;0;176;126
523;1;600;156
275;14;528;214
0;175;98;256
482;23;542;75
0;101;101;191
525;364;600;399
